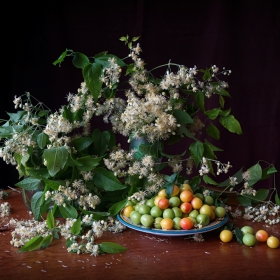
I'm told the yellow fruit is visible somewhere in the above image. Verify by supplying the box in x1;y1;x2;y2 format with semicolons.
123;205;134;218
220;230;233;243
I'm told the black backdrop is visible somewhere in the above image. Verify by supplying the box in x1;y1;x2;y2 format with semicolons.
1;0;280;192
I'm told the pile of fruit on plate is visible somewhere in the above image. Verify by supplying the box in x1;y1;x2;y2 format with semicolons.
118;184;228;234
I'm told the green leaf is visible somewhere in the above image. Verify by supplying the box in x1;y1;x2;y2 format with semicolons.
189;141;204;167
93;167;126;191
247;163;262;187
72;52;90;69
99;242;127;254
71;137;94;152
41;234;53;249
242;189;269;203
7;111;27;122
70;217;82;235
43;178;63;191
206;123;220;140
215;87;231;97
58;204;78;219
43;146;69;176
203;175;218;185
267;166;277;175
37;132;48;149
83;62;103;102
237;195;252;206
46;211;55;229
173;109;193;124
203;142;217;160
194;90;205;111
15;177;42;190
202;68;211;80
219;115;242;135
31;191;44;221
109;198;127;215
18;236;44;252
76;155;103;171
92;129;111;156
219;95;225;108
205;108;220;120
204;140;223;152
219;108;231;117
179;125;196;140
94;54;126;68
233;228;244;244
218;168;243;188
53;49;68;66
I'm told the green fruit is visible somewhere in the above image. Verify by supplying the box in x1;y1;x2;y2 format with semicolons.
243;233;256;247
146;198;155;208
154;217;163;229
196;213;210;226
163;208;175;219
130;211;141;225
204;195;214;206
138;204;151;214
140;214;154;227
215;206;226;218
169;196;181;207
172;207;183;218
194;193;204;201
150;205;163;218
173;217;182;230
189;209;199;219
241;226;254;235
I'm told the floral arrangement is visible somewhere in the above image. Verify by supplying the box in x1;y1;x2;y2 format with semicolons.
0;35;279;255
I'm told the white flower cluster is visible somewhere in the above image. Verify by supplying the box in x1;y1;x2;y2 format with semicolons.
62;216;125;256
243;204;280;225
199;157;232;176
0;201;11;217
9;218;53;247
45;177;100;211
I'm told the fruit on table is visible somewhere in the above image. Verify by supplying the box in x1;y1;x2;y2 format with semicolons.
124;184;227;230
220;229;233;242
266;236;280;249
241;225;254;235
242;233;257;247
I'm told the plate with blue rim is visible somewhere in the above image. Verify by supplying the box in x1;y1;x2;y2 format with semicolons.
117;209;228;236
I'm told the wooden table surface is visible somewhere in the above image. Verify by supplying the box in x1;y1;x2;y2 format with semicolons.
0;190;279;280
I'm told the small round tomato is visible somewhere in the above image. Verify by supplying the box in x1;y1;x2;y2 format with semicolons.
220;229;233;243
180;217;194;230
255;229;269;242
158;198;170;210
191;197;203;210
199;204;213;217
180;183;193;193
267;236;280;249
180;190;193;203
158;188;167;198
180;202;193;214
160;217;174;230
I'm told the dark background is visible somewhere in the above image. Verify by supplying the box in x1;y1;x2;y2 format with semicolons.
1;0;280;192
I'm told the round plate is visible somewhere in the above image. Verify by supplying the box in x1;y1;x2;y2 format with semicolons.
117;210;228;236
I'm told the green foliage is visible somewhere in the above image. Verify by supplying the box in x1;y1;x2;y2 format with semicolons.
99;242;127;254
93;167;127;191
43;146;69;176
